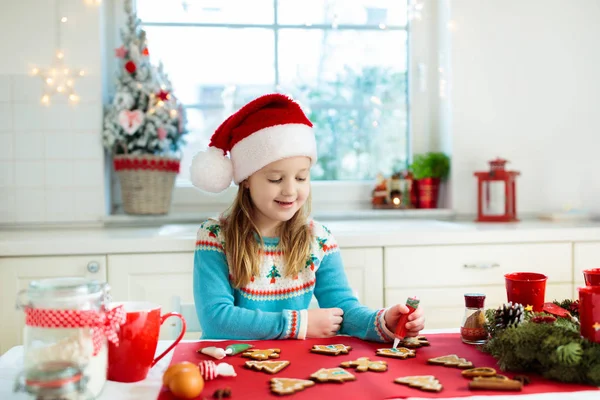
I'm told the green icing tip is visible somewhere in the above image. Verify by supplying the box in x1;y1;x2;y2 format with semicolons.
225;343;254;355
406;297;420;309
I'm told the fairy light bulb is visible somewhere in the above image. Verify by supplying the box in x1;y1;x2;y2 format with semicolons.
61;17;68;23
78;70;85;77
31;67;39;75
69;94;79;103
41;95;50;105
56;51;64;60
170;110;177;118
46;78;54;85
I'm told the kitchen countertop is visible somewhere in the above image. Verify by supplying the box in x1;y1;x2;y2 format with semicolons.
3;219;600;257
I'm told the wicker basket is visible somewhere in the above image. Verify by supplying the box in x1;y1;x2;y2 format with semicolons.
113;154;180;215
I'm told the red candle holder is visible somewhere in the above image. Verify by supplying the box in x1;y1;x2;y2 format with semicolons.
583;268;600;286
504;272;547;312
578;286;600;343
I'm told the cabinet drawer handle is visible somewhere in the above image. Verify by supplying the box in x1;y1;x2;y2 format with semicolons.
463;263;500;269
87;261;100;273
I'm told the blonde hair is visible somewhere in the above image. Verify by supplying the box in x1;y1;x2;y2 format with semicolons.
222;186;313;288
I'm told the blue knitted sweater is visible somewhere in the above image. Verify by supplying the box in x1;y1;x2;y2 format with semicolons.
193;218;395;341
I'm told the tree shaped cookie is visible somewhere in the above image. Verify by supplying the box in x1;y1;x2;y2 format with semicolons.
395;375;443;392
270;378;315;395
245;360;290;374
310;344;352;356
242;348;281;360
340;357;387;372
400;336;430;348
428;354;473;369
376;347;416;359
310;368;356;383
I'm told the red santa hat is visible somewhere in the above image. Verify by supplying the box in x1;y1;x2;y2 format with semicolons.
190;93;317;193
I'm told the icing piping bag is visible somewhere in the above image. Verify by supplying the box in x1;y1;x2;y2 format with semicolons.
393;296;420;349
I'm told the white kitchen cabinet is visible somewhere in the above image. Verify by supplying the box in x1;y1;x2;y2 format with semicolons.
339;247;384;310
107;252;195;340
384;242;573;329
107;248;383;339
0;255;107;354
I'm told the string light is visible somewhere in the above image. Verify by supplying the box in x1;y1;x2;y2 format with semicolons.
83;0;102;5
31;1;83;105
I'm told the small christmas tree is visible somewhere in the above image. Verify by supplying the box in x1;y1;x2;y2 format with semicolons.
267;265;281;284
102;0;187;156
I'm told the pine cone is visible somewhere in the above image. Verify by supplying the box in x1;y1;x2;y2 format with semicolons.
494;302;525;330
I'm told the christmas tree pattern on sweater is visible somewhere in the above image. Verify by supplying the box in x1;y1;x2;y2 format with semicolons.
195;218;338;302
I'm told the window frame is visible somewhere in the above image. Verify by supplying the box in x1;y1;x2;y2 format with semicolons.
108;1;445;215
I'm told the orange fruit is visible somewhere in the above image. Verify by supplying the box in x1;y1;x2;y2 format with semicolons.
162;362;197;386
168;367;204;399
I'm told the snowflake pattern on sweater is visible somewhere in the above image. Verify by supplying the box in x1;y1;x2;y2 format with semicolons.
193;218;394;342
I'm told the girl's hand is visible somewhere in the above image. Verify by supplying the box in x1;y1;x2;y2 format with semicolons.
306;308;344;338
384;304;425;338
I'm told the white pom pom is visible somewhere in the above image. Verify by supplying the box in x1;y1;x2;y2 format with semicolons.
189;147;233;193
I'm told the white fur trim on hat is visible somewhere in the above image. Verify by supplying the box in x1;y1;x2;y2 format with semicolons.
230;123;317;184
189;146;234;193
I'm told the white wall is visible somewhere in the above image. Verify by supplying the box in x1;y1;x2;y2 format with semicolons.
1;0;600;225
0;0;106;224
449;0;600;215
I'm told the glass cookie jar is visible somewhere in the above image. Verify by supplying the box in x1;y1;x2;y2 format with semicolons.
15;278;123;399
460;293;489;345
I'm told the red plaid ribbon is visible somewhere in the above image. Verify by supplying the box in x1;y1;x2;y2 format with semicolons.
24;306;126;355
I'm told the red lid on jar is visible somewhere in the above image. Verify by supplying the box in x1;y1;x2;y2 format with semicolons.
464;293;486;308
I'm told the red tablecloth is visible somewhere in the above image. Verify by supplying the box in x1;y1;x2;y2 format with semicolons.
156;334;597;399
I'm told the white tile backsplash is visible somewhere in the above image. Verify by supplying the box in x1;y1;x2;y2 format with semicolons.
15;132;44;160
14;161;45;187
15;188;46;222
72;161;103;187
0;103;13;131
45;133;76;159
0;4;105;224
45;160;74;187
45;189;76;222
0;76;11;102
0;162;15;187
0;189;16;222
0;134;14;160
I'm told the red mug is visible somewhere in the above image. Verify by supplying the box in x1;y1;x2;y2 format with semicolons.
583;268;600;286
107;301;186;383
578;286;600;343
504;272;548;312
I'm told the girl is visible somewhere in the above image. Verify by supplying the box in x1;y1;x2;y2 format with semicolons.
190;93;425;340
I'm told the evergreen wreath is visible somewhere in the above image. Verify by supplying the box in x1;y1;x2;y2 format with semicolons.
481;300;600;386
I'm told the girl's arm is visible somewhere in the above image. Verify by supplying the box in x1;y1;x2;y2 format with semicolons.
193;241;304;340
313;248;395;342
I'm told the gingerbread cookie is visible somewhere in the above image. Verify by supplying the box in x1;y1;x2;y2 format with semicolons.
310;368;356;383
427;354;473;369
469;376;523;391
376;347;416;359
245;360;290;374
394;376;443;392
310;344;352;356
340;357;387;372
270;378;315;395
400;336;430;348
242;348;280;360
461;367;497;378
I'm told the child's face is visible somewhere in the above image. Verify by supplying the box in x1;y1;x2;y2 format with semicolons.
245;156;311;231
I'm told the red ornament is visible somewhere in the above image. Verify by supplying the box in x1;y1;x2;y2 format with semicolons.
474;158;520;222
142;47;149;56
542;302;571;318
156;90;170;101
125;60;137;74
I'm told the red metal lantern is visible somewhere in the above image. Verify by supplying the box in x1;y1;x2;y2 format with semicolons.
474;158;520;222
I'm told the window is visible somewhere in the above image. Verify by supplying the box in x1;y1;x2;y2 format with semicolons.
136;0;411;188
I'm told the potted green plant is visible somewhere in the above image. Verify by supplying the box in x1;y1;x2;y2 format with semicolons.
409;152;450;208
